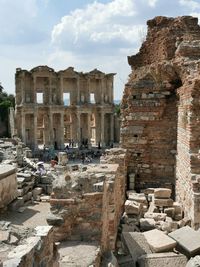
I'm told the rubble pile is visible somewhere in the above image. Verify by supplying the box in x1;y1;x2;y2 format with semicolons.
116;188;200;266
122;188;185;234
0;222;57;267
0;138;54;212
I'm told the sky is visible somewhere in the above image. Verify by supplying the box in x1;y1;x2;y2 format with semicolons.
1;0;200;100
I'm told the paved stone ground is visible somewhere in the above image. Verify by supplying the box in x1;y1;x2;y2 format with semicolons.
57;241;100;267
0;202;50;228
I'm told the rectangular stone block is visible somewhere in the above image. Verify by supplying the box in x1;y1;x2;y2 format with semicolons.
154;198;173;207
125;200;142;215
144;212;167;221
154;188;171;198
122;232;152;264
143;229;176;253
128;192;148;204
137;252;187;267
169;226;200;257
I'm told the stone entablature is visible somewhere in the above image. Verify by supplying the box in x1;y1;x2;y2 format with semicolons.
15;66;115;149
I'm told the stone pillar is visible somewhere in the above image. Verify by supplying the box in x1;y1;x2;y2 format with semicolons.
44;114;49;146
33;76;37;103
101;111;105;147
101;79;104;104
21;112;26;144
60;112;64;149
60;77;64;105
33;111;38;149
49;110;53;146
77;112;81;147
87;78;90;103
110;114;114;145
77;78;80;105
95;113;101;147
88;112;91;148
49;77;52;104
21;73;25;104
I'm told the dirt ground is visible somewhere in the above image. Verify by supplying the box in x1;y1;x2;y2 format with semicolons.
0;202;50;228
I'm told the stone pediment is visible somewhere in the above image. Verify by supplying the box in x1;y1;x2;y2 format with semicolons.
30;65;55;73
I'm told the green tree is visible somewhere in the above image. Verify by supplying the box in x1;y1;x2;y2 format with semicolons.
0;83;15;137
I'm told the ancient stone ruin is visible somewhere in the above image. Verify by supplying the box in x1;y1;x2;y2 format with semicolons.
2;15;200;267
15;67;116;149
121;15;200;229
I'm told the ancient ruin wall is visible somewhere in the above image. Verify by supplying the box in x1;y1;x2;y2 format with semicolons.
0;165;17;210
121;16;200;227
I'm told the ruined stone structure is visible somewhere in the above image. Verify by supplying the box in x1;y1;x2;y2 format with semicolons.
0;165;17;210
121;16;200;228
15;66;115;149
47;148;127;253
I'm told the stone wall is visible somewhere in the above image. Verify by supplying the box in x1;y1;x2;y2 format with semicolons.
121;16;200;227
0;165;17;210
2;226;56;267
47;148;126;252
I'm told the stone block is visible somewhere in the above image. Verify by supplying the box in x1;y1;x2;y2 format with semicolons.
169;226;200;257
154;188;171;198
125;200;142;215
173;202;182;215
122;232;152;264
137;252;187;267
154;198;173;207
0;230;9;242
46;214;64;226
186;255;200;267
143;229;176;253
128;192;148;204
144;212;167;221
143;188;155;195
140;218;155;231
164;208;175;218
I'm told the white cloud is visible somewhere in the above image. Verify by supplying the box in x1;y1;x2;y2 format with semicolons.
147;0;158;7
51;0;141;52
179;0;200;11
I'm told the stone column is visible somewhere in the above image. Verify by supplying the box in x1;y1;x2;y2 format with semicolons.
49;77;52;104
95;112;101;147
60;76;64;105
101;79;104;104
33;111;38;149
21;73;25;104
43;114;49;146
87;112;91;148
87;78;90;103
21;112;26;144
110;114;114;145
101;111;105;147
60;112;64;149
77;78;80;105
49;110;53;146
33;76;37;103
77;112;81;147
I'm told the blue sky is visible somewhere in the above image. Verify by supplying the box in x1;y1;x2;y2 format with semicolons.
1;0;200;100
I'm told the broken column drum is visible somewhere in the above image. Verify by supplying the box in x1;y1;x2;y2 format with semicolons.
121;16;200;228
